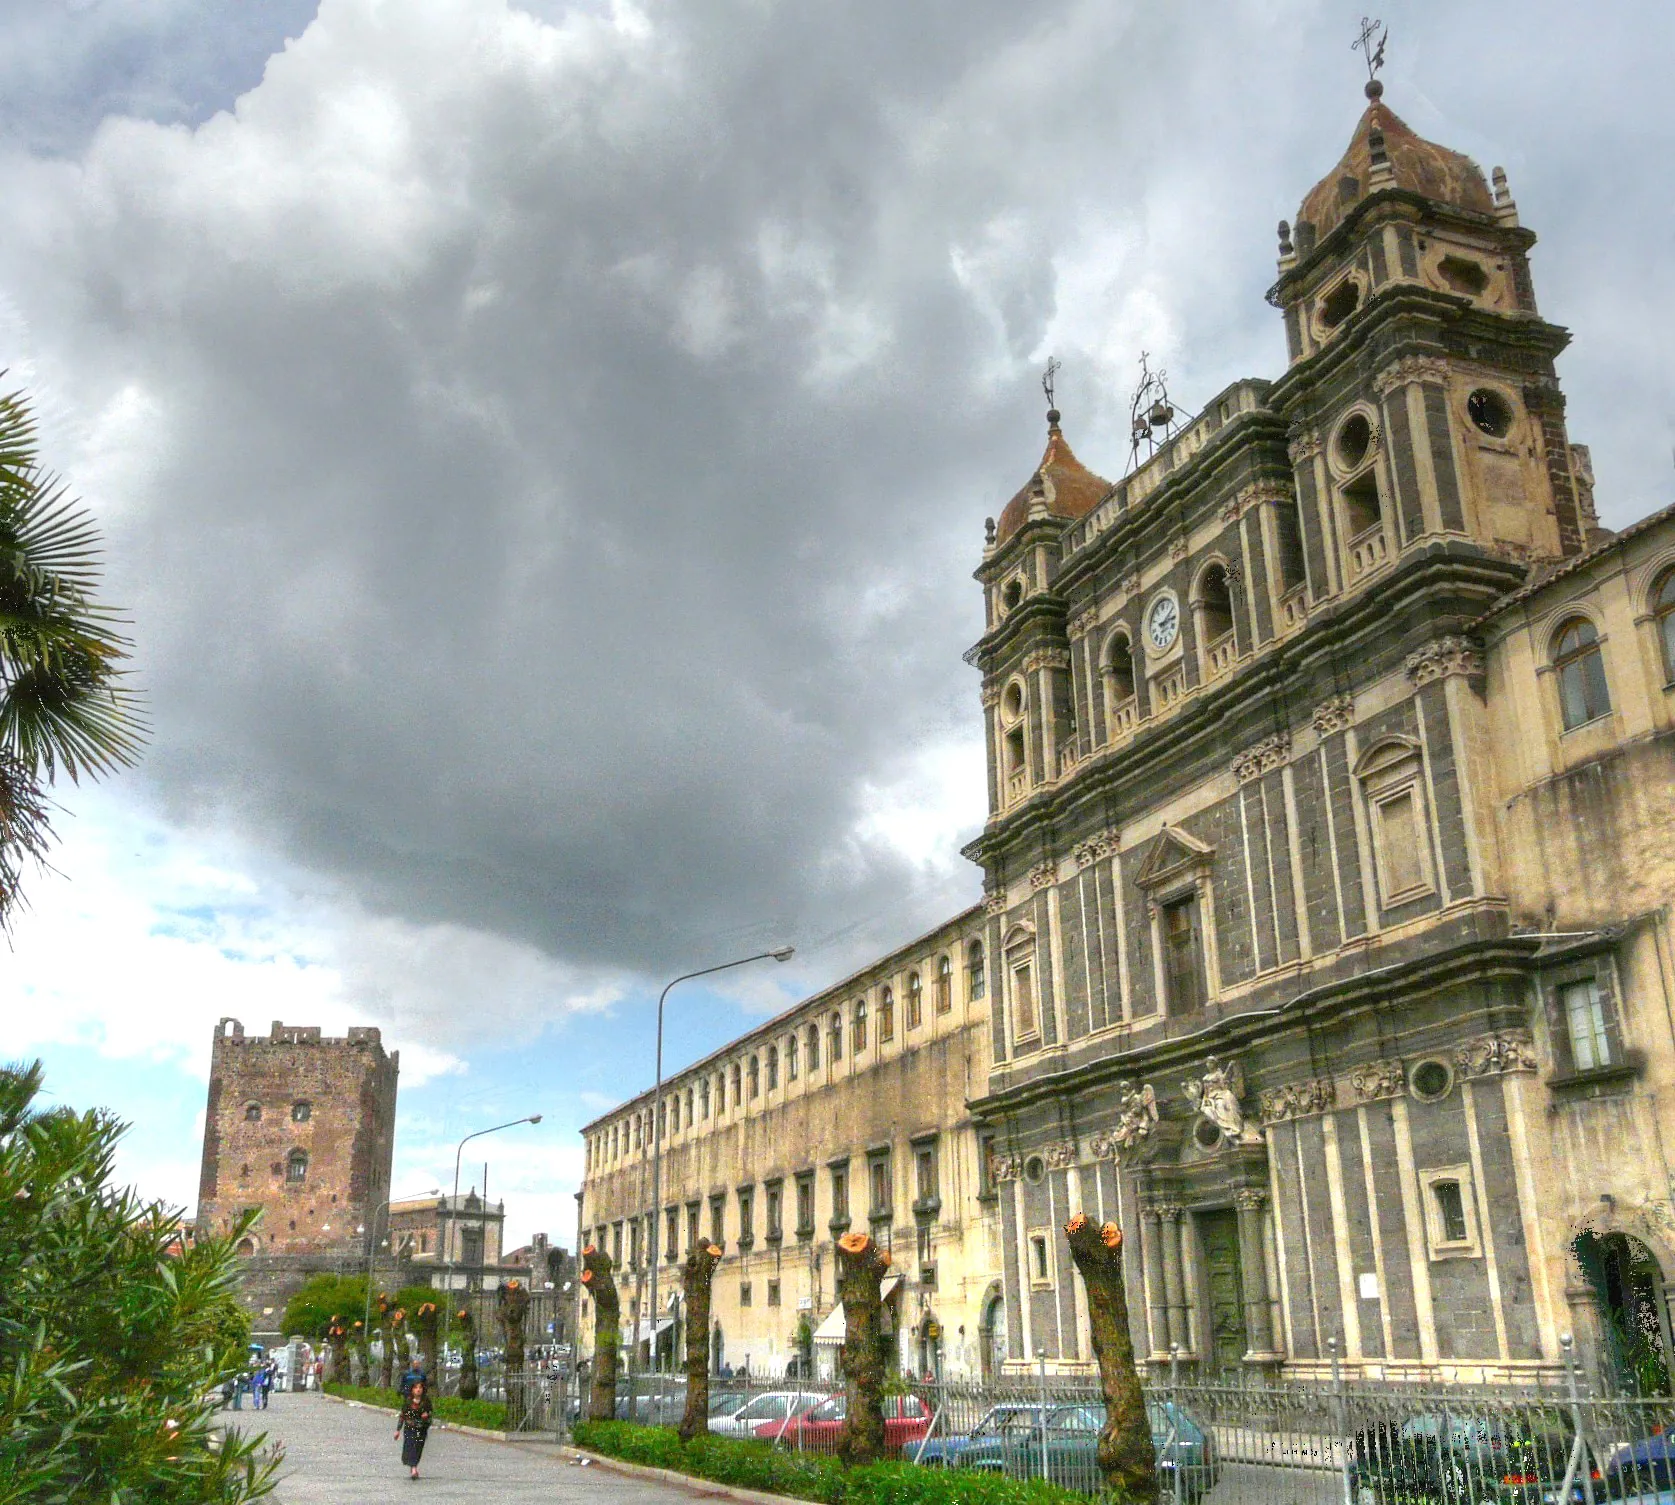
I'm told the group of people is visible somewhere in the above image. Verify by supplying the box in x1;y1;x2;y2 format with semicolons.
221;1357;279;1410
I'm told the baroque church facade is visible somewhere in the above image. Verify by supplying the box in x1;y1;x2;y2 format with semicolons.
581;79;1675;1387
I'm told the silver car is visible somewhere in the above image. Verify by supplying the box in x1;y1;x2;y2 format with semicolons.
707;1391;819;1439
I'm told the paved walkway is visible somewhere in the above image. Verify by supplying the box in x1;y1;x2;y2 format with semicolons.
232;1392;699;1503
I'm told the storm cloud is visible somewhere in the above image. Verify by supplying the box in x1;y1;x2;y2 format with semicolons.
2;0;1672;1030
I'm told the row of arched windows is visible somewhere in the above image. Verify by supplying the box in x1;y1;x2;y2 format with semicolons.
586;942;989;1173
1548;567;1675;732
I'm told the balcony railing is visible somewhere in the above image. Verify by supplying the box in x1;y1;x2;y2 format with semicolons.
1005;768;1027;801
1347;521;1389;580
1203;630;1236;679
1153;669;1186;710
1110;695;1138;738
1279;584;1307;630
1057;743;1080;778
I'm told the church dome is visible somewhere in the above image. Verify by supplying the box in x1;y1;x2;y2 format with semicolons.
1298;88;1494;244
994;412;1111;546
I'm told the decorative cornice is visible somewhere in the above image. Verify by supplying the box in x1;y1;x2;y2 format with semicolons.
979;682;1002;708
1232;731;1291;783
1066;608;1099;640
1453;1030;1538;1079
1021;647;1072;674
1028;861;1059;891
1311;693;1355;736
1220;494;1245;526
1347;1058;1406;1103
1152;1203;1183;1223
1120;570;1142;599
1074;842;1101;870
1170;534;1190;561
1234;1187;1268;1211
990;1152;1023;1184
1042;1139;1078;1170
1258;1076;1337;1125
983;891;1009;918
1238;480;1294;512
1374;354;1451;398
1405;635;1484;688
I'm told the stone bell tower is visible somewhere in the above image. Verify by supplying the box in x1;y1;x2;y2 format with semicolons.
1269;75;1598;591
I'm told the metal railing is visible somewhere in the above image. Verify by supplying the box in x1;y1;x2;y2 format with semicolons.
572;1350;1675;1503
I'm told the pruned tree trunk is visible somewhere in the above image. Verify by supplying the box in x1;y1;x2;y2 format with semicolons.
457;1306;479;1400
835;1231;890;1466
499;1279;530;1429
1064;1214;1157;1503
323;1325;343;1384
414;1302;440;1386
678;1243;724;1440
376;1297;395;1389
389;1309;409;1386
352;1320;371;1387
581;1246;621;1423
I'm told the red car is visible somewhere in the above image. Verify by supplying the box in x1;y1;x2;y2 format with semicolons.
755;1392;933;1456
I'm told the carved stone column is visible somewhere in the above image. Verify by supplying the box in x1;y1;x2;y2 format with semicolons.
1235;1189;1277;1359
1140;1205;1168;1359
1157;1205;1188;1355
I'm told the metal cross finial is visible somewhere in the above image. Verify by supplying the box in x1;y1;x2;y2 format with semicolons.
1353;16;1387;82
1041;356;1061;412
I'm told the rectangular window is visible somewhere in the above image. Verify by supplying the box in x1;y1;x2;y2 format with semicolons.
1561;977;1612;1071
709;1195;724;1247
628;1219;640;1268
766;1183;782;1241
1012;962;1037;1039
796;1173;815;1236
767;1279;781;1307
978;1134;997;1198
1029;1231;1051;1286
738;1188;754;1244
869;1153;892;1217
831;1166;849;1223
1375;788;1427;900
612;1223;623;1265
1163;895;1206;1012
968;945;986;1000
1419;1164;1481;1258
915;1146;937;1205
666;1206;679;1262
687;1202;700;1253
1433;1180;1468;1243
740;1281;752;1307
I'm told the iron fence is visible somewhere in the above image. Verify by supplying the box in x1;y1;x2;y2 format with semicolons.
576;1353;1675;1504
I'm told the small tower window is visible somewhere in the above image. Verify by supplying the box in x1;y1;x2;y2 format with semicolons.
1552;617;1611;730
291;1101;311;1123
1320;278;1360;329
1655;569;1675;683
1336;412;1373;470
1342;471;1382;539
1432;1179;1468;1243
1002;577;1023;611
286;1150;309;1184
1438;256;1489;297
1467;388;1513;438
1198;564;1234;648
244;1102;262;1122
1106;632;1136;703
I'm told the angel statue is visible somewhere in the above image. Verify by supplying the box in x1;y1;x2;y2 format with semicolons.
1111;1080;1159;1153
1183;1056;1255;1144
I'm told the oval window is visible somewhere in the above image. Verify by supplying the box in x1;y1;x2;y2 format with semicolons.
1467;389;1513;438
1336;412;1373;470
1409;1060;1453;1102
1022;1155;1046;1185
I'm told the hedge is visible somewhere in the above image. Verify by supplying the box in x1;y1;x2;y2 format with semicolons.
571;1421;1109;1505
323;1381;508;1432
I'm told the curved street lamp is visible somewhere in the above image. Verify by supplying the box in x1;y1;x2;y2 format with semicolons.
361;1186;440;1343
442;1114;543;1354
647;947;794;1372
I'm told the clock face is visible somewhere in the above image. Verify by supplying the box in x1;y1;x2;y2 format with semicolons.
1147;593;1180;651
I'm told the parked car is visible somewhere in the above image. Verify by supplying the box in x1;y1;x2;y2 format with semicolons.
709;1392;752;1421
1350;1412;1597;1505
755;1393;932;1456
709;1391;821;1438
1603;1434;1675;1504
945;1400;1217;1502
914;1404;1043;1469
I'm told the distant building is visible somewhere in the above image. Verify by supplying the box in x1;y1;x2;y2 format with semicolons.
388;1190;507;1288
194;1018;399;1340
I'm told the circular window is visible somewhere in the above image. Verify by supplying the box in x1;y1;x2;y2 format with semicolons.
1193;1118;1223;1151
1409;1059;1453;1102
1002;579;1024;610
1002;683;1025;719
1023;1155;1046;1185
1336;412;1374;470
1320;279;1361;329
1467;389;1513;438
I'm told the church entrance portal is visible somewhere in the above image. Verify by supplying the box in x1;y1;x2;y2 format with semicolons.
1197;1209;1247;1372
1575;1230;1671;1395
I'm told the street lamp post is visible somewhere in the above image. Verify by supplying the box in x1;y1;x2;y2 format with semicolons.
362;1186;440;1344
443;1115;543;1361
648;947;793;1374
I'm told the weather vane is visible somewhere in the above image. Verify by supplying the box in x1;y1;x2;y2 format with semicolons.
1042;356;1062;414
1353;16;1388;84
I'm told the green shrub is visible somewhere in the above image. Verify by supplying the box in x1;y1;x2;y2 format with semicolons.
571;1421;1100;1505
323;1382;507;1432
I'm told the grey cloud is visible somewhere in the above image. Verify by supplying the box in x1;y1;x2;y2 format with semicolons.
2;0;1672;996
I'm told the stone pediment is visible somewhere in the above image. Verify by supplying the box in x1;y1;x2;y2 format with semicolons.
1133;826;1213;892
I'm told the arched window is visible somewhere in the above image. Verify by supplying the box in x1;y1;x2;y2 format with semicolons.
878;987;895;1043
852;999;869;1053
685;1087;694;1124
747;1055;760;1098
766;1045;779;1090
669;1096;679;1132
244;1102;262;1122
1553;617;1611;729
807;1022;821;1071
967;940;986;1000
829;1010;844;1062
1107;634;1135;703
699;1078;710;1119
286;1149;308;1184
1654;569;1675;683
999;680;1029;796
787;1032;799;1080
1199;564;1233;645
935;954;953;1013
731;1062;743;1105
291;1101;311;1123
906;972;922;1029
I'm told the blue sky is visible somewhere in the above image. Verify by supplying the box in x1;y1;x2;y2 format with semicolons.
3;0;1672;1246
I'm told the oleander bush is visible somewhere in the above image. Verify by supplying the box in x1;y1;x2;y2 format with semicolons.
571;1421;1104;1505
323;1382;507;1432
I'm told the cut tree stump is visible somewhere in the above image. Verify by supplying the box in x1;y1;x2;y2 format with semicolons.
1064;1213;1157;1503
581;1246;622;1423
413;1302;440;1387
835;1231;891;1466
679;1243;725;1440
498;1280;530;1428
376;1296;395;1389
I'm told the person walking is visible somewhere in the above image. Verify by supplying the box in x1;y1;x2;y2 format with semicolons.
394;1379;433;1481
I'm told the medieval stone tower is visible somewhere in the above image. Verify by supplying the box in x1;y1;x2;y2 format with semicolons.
196;1018;399;1260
